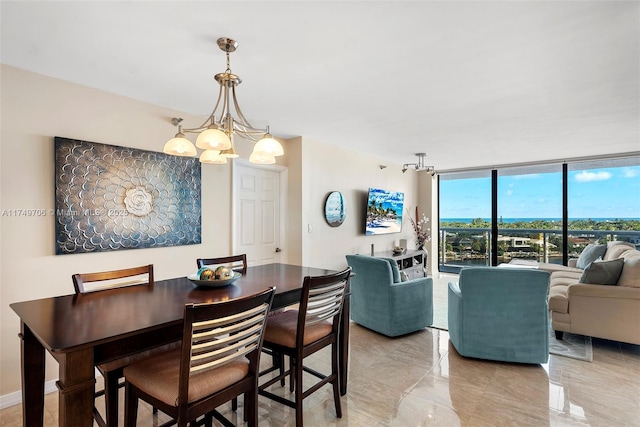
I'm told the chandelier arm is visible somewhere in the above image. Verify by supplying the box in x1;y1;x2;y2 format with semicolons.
205;84;225;127
232;122;266;135
177;85;226;134
230;123;260;142
230;86;266;133
220;83;231;124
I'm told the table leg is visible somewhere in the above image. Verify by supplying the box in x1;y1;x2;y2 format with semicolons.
339;293;350;396
55;348;96;427
20;323;45;427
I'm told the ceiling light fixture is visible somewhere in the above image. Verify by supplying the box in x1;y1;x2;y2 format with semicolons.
401;153;436;176
163;37;283;165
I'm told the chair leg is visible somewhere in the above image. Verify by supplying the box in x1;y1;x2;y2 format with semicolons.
232;397;237;411
124;383;139;427
243;392;248;421
269;349;286;387
104;371;120;427
331;342;342;418
294;357;304;427
246;390;258;427
555;330;564;340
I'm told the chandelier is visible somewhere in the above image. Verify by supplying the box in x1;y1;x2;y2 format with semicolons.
402;153;436;175
163;37;283;165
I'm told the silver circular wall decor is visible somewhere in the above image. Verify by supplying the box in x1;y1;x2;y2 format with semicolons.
324;191;346;227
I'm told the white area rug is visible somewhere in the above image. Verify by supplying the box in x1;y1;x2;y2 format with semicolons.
549;328;593;362
430;273;454;330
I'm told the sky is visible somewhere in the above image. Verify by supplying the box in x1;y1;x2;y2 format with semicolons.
440;165;640;220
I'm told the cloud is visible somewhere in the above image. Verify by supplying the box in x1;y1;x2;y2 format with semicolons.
513;174;541;180
623;168;638;178
574;170;612;182
506;189;513;196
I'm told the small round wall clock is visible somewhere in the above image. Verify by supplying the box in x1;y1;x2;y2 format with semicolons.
324;191;346;227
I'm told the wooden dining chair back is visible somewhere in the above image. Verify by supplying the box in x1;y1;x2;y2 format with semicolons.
73;264;154;294
197;254;248;274
72;264;175;427
123;287;275;427
258;267;351;427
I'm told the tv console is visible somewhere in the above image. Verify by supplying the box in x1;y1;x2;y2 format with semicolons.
373;249;427;279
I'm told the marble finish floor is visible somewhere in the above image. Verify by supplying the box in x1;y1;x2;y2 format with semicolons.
431;272;457;330
1;321;639;426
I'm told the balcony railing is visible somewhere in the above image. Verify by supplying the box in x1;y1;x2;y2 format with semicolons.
438;227;640;272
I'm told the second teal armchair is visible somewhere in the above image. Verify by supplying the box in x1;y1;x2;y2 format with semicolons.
448;267;550;364
346;254;433;337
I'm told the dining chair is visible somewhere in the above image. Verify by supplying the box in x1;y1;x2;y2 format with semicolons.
123;287;275;427
72;264;180;427
196;254;250;412
196;254;248;273
258;267;351;427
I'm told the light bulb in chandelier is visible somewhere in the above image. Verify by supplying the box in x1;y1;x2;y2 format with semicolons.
195;125;231;151
199;149;227;164
249;151;276;164
163;129;197;157
220;145;239;158
253;131;284;157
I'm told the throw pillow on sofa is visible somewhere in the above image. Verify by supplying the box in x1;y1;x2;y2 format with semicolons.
604;244;635;262
618;254;640;288
579;258;625;285
576;243;607;269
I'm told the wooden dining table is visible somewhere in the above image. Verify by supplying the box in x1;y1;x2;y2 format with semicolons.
10;263;350;427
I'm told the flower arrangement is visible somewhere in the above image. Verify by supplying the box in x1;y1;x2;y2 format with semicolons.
407;208;431;249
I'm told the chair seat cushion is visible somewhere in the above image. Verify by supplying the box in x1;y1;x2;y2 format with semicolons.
97;340;181;373
123;348;249;406
264;310;332;348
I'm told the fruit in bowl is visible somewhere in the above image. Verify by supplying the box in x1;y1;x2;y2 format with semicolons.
393;246;404;254
197;267;215;281
215;266;233;280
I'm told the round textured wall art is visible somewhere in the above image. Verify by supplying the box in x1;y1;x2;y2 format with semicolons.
324;191;346;227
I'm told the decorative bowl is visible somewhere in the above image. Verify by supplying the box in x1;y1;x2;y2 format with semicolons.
187;271;242;287
392;247;405;255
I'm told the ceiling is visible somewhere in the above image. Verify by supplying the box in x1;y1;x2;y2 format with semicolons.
1;1;638;171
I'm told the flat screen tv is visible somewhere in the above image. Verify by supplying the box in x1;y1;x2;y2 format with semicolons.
365;188;405;235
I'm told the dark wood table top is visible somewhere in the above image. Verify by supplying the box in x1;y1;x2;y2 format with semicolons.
10;263;335;355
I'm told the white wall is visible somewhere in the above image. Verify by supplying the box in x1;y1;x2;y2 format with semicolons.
298;137;425;270
0;65;431;403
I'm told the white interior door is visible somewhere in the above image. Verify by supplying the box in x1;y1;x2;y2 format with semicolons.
233;162;285;266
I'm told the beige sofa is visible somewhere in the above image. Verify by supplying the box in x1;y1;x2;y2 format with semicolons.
541;242;640;345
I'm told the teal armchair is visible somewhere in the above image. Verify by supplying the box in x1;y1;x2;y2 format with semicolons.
346;254;433;337
448;267;550;364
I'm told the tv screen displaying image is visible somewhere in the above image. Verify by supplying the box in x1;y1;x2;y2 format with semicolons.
366;188;405;235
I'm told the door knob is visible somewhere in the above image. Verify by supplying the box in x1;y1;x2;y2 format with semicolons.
275;247;282;253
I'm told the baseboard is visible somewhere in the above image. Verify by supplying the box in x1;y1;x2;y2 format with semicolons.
0;379;58;410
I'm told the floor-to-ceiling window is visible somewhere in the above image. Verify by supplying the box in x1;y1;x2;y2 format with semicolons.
497;164;563;265
438;170;491;273
567;157;640;255
438;155;640;273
